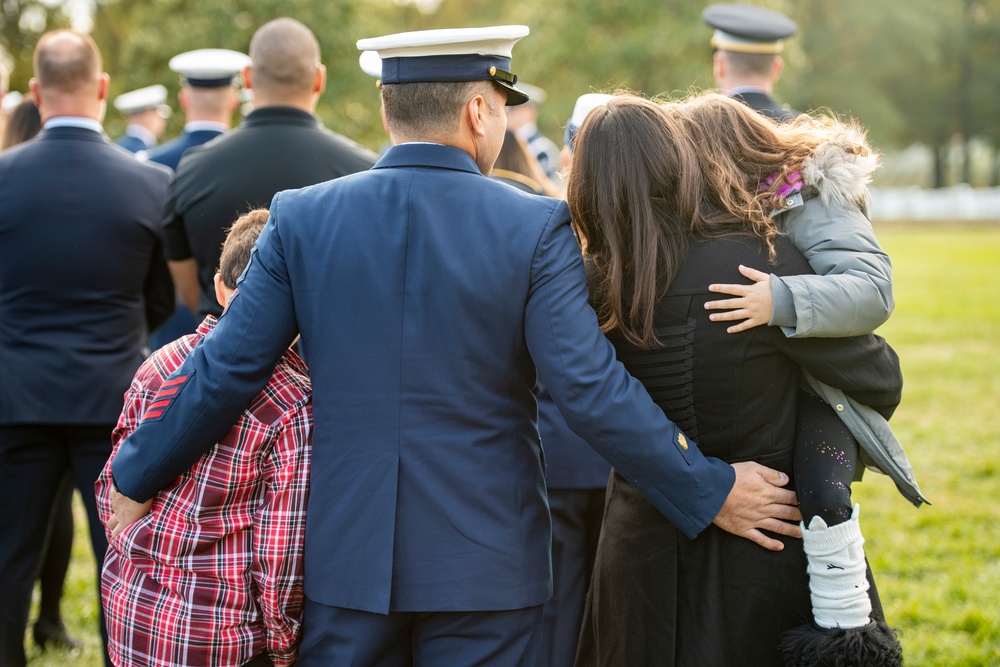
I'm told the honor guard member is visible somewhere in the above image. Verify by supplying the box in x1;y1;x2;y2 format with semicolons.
146;48;248;171
113;84;171;152
506;82;561;182
146;49;249;351
159;17;376;322
703;3;800;122
108;24;802;667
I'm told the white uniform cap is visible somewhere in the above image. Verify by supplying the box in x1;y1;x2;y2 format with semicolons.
359;50;382;78
2;91;24;115
113;84;171;118
516;82;547;105
565;93;616;151
168;49;251;87
356;25;531;105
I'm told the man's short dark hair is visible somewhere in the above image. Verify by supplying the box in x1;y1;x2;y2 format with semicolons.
381;80;496;136
219;209;269;289
33;30;102;93
722;50;777;79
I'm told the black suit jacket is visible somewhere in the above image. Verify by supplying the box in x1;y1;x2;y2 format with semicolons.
163;106;378;316
0;126;174;424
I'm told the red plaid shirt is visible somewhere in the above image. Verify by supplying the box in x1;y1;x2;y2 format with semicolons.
96;316;312;667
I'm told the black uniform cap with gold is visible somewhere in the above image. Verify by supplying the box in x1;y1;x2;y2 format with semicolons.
702;3;797;54
356;26;531;106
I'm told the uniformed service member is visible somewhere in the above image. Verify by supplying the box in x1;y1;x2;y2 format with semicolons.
703;2;800;122
146;48;249;171
107;24;801;667
145;48;250;351
112;84;171;152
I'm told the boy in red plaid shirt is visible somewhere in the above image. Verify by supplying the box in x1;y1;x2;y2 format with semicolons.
96;209;312;667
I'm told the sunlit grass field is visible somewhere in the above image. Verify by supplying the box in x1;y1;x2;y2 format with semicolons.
23;225;1000;666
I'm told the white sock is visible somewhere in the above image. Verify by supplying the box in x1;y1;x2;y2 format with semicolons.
801;504;872;629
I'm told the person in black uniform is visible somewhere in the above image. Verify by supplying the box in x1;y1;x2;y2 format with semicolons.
702;3;800;122
0;30;174;667
163;17;378;320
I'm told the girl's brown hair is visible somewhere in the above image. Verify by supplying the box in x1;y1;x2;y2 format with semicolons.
674;93;870;236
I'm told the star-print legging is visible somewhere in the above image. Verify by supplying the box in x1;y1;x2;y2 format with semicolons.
794;391;860;526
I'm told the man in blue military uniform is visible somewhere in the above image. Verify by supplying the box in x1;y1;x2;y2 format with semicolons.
146;48;248;171
703;3;801;122
145;48;249;350
112;84;170;152
107;25;801;666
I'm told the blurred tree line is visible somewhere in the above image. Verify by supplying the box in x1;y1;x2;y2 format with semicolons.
2;0;999;186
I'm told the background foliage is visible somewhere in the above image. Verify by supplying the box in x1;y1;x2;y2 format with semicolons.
3;0;1000;184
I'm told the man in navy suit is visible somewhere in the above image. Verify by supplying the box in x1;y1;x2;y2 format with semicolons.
0;30;174;667
108;26;801;666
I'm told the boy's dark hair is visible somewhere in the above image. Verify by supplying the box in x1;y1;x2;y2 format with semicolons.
219;208;269;289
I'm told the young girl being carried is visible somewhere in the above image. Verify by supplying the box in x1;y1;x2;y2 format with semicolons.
679;93;929;667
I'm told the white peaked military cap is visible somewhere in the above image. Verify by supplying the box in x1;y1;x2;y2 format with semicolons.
702;3;797;54
359;50;382;79
113;84;171;118
564;93;616;151
2;90;23;114
516;82;547;105
356;25;531;105
169;49;251;87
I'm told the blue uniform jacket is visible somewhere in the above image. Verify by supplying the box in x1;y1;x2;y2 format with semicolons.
114;133;149;154
147;128;225;171
112;143;734;614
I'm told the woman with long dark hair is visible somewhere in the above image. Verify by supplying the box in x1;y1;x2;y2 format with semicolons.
569;96;903;666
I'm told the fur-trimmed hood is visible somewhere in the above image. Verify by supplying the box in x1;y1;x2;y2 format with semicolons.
800;128;880;211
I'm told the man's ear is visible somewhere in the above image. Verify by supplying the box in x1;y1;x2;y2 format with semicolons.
770;56;784;85
465;94;488;138
314;63;327;95
97;73;110;102
29;78;41;107
713;51;726;82
241;65;253;90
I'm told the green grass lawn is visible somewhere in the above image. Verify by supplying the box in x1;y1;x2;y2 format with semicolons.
23;225;1000;666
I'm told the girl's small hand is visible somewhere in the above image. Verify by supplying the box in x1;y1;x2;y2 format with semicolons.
704;265;773;333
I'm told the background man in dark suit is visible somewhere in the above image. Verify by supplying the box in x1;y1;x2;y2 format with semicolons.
0;30;174;667
703;3;800;122
108;25;801;666
162;17;378;320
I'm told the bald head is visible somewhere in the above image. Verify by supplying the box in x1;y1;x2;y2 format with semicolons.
249;18;321;101
34;30;102;94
